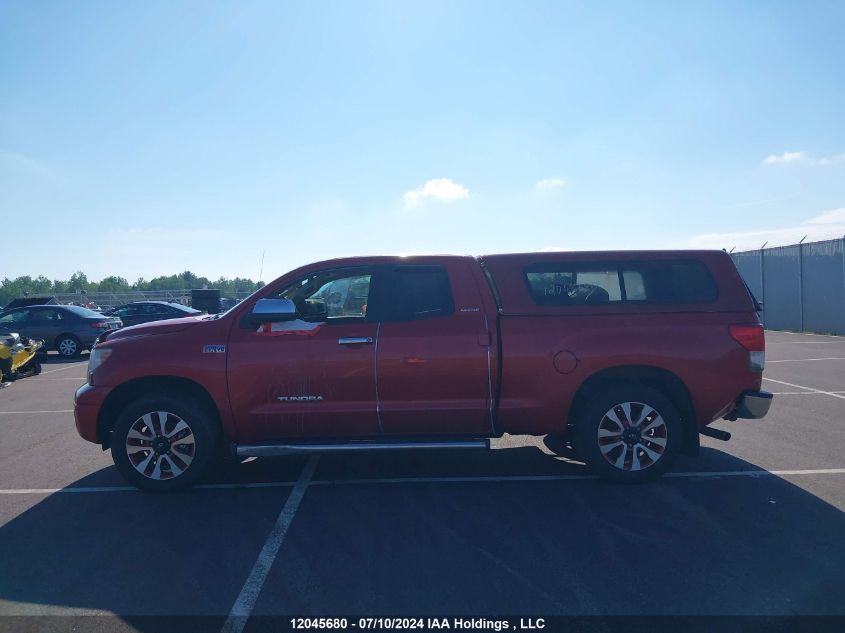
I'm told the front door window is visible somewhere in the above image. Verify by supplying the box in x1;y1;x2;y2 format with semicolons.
278;270;372;322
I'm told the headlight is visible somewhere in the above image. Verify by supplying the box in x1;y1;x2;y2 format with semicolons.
88;347;113;384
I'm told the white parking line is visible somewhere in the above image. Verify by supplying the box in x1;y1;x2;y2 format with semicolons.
40;364;86;375
669;468;845;478
768;358;845;363
0;486;137;494
788;341;845;344
309;468;845;485
0;410;73;415
769;391;845;395
0;480;299;494
767;331;845;339
763;377;845;400
221;454;320;633
1;466;844;496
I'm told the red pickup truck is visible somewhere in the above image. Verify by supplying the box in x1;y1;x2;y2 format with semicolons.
74;251;772;491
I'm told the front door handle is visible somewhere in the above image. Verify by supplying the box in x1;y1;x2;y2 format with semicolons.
338;337;374;345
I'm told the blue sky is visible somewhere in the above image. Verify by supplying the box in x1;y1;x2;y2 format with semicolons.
2;1;844;282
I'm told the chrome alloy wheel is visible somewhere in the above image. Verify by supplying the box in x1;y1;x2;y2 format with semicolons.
597;401;668;472
58;337;78;356
125;411;196;480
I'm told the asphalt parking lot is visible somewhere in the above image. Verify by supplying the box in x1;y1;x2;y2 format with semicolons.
0;330;844;631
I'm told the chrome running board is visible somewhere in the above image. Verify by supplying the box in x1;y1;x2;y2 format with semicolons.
235;439;490;458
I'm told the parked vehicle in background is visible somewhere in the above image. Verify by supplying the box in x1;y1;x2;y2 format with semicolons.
0;332;43;385
104;301;201;327
0;305;121;357
75;250;771;491
219;297;240;312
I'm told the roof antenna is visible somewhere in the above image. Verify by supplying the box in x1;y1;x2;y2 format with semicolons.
729;246;736;253
760;241;768;249
799;235;807;244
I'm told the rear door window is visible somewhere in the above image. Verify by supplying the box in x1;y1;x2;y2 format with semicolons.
385;266;454;320
30;308;64;322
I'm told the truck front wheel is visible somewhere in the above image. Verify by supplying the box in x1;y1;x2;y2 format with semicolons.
574;384;682;483
111;393;218;492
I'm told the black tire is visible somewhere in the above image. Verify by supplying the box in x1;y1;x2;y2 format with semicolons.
55;334;81;357
0;358;13;382
17;358;41;378
574;384;682;483
111;393;218;492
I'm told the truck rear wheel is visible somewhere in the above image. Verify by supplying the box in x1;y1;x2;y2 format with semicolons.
574;384;682;483
111;393;218;492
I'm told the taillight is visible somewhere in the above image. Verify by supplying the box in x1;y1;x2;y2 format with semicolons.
730;323;765;372
91;321;109;329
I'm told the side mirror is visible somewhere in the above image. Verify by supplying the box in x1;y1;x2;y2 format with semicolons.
248;298;297;325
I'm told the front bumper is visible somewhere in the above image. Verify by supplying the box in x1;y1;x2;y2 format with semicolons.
74;382;105;444
724;390;773;420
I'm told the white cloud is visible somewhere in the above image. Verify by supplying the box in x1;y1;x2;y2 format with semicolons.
535;177;567;190
818;153;845;166
689;207;845;251
807;208;845;225
763;151;808;165
763;150;845;166
403;178;469;209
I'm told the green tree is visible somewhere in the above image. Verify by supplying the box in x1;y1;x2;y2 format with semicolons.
179;271;198;289
1;270;264;308
67;271;89;294
97;276;130;293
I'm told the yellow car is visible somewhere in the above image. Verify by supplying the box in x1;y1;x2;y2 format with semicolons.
0;332;44;386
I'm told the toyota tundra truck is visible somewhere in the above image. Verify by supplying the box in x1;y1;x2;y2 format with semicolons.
74;251;772;491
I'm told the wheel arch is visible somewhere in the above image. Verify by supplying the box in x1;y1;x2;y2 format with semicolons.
97;375;223;449
567;365;700;456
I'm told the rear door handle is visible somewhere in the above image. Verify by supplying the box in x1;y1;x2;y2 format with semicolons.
338;337;374;345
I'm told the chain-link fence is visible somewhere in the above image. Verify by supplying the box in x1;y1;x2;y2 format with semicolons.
732;237;845;335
